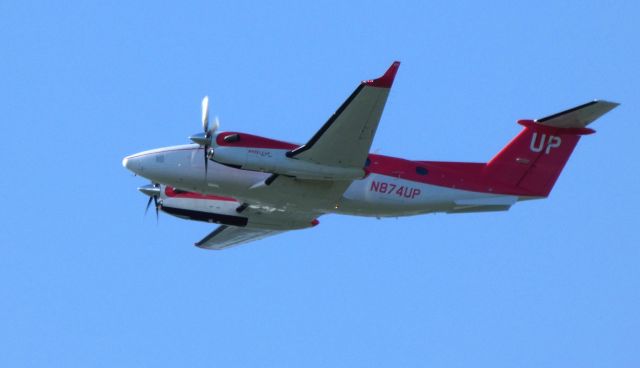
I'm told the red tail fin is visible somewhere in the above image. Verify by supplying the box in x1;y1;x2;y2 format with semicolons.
486;121;590;196
485;100;618;197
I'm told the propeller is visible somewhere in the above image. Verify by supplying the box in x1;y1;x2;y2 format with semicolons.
139;183;161;222
202;95;209;132
190;96;220;179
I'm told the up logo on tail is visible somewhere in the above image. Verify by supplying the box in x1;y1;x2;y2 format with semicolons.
530;132;562;154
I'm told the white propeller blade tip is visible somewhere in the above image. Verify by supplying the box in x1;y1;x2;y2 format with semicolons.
201;96;210;131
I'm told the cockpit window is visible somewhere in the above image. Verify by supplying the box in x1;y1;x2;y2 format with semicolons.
415;166;428;175
223;134;240;143
365;158;371;167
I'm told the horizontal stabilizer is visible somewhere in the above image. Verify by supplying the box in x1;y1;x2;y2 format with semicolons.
448;196;517;214
454;196;518;207
536;100;619;129
447;205;511;214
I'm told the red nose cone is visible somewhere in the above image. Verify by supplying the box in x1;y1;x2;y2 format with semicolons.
311;219;320;227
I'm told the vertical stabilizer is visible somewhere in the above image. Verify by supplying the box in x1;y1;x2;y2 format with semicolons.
485;100;618;197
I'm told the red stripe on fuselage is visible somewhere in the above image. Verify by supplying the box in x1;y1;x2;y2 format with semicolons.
365;154;533;196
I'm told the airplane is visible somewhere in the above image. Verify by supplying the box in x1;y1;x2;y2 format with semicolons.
123;61;618;250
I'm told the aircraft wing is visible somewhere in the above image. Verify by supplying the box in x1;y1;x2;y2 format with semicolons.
195;225;283;250
194;204;320;250
286;61;400;168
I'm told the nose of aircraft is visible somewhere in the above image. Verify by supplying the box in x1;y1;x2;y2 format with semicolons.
123;145;198;184
122;154;141;174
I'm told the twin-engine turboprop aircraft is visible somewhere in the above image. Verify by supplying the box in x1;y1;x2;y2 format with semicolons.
123;61;618;249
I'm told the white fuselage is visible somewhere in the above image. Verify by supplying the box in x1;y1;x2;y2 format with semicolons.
123;144;518;218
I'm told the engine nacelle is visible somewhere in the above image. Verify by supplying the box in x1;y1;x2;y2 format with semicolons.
158;186;317;230
211;146;364;180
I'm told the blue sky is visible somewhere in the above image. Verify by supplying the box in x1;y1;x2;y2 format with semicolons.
1;1;638;367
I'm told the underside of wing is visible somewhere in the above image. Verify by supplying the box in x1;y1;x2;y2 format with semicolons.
195;225;283;250
247;173;352;212
287;61;400;168
193;203;321;250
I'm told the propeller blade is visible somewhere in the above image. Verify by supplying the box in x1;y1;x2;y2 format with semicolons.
204;116;220;179
153;195;159;223
202;96;210;133
145;196;153;215
204;148;208;177
212;116;220;133
193;96;217;182
140;183;161;221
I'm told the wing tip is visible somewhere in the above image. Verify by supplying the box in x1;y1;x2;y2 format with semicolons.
363;61;401;88
595;99;620;105
194;243;224;250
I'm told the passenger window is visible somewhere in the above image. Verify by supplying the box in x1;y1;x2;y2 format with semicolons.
415;166;428;175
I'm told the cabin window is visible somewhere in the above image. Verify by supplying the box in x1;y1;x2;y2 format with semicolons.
365;158;371;167
223;134;240;142
415;166;428;175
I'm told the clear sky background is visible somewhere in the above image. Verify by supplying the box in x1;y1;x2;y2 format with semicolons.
1;1;638;367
